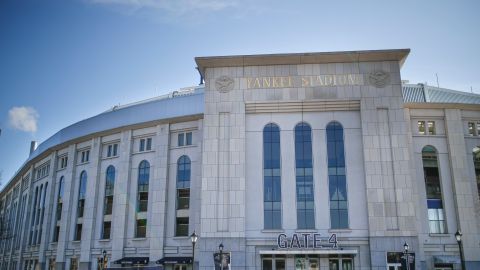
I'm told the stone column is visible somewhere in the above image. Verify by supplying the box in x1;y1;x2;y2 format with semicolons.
444;109;480;268
111;130;133;262
55;144;78;270
38;152;58;270
14;165;34;270
200;67;247;270
359;61;418;270
79;138;101;270
148;123;170;261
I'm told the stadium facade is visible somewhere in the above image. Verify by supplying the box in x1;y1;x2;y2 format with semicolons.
0;49;479;270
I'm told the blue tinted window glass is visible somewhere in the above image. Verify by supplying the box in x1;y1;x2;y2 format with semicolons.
177;156;191;188
422;146;446;233
137;160;149;212
295;123;315;229
263;124;282;229
178;133;184;146
327;122;348;229
105;166;115;196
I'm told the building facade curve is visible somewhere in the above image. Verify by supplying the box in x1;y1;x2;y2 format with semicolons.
0;49;479;270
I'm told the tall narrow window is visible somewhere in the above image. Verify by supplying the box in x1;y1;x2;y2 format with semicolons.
473;147;480;200
56;177;64;221
327;121;348;229
422;146;446;234
38;182;48;244
295;123;315;229
29;187;38;245
263;123;282;229
104;166;115;215
468;122;476;136
53;177;64;242
175;156;191;236
102;166;115;239
427;121;436;135
137;161;149;213
75;171;87;241
136;161;149;238
418;121;426;135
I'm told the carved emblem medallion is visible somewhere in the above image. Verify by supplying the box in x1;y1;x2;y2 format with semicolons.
368;71;390;88
215;76;234;93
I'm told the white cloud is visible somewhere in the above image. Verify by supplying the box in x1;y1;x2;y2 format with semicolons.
8;106;39;133
89;0;239;15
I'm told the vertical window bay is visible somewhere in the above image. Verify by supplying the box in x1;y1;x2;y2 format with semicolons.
295;123;314;229
263;123;282;229
327;121;348;229
422;146;446;233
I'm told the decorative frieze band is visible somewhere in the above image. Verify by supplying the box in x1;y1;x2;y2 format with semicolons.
245;100;360;114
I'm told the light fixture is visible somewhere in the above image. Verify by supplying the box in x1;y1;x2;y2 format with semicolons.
190;231;198;270
190;231;198;244
455;230;462;243
403;242;409;252
219;243;224;252
455;230;465;270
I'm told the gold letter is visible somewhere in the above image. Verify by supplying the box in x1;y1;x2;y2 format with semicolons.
272;77;280;88
315;76;324;86
348;74;356;85
302;76;310;87
263;77;271;88
324;75;333;86
254;78;261;88
247;78;254;89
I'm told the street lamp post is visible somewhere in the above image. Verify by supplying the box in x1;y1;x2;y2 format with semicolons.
219;243;224;270
403;242;409;270
190;231;198;270
102;250;108;270
455;231;466;270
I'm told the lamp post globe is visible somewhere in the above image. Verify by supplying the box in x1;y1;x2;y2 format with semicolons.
455;230;462;242
190;231;198;270
219;243;224;270
455;230;466;270
403;242;409;270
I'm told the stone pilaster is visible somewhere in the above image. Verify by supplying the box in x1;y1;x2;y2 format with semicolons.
79;138;101;269
444;109;480;265
55;144;77;267
111;130;133;262
37;152;58;266
148;124;170;261
200;66;247;270
359;62;419;269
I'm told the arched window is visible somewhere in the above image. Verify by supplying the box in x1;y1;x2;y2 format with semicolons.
263;123;282;229
75;171;87;241
136;160;149;238
137;161;150;212
29;186;38;245
473;147;480;200
422;146;446;233
327;121;348;229
177;156;191;189
38;182;48;244
56;177;64;221
78;171;87;217
176;155;191;236
295;122;315;229
104;166;115;215
53;177;64;242
102;166;115;239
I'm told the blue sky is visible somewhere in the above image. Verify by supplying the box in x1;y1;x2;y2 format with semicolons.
0;0;479;188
